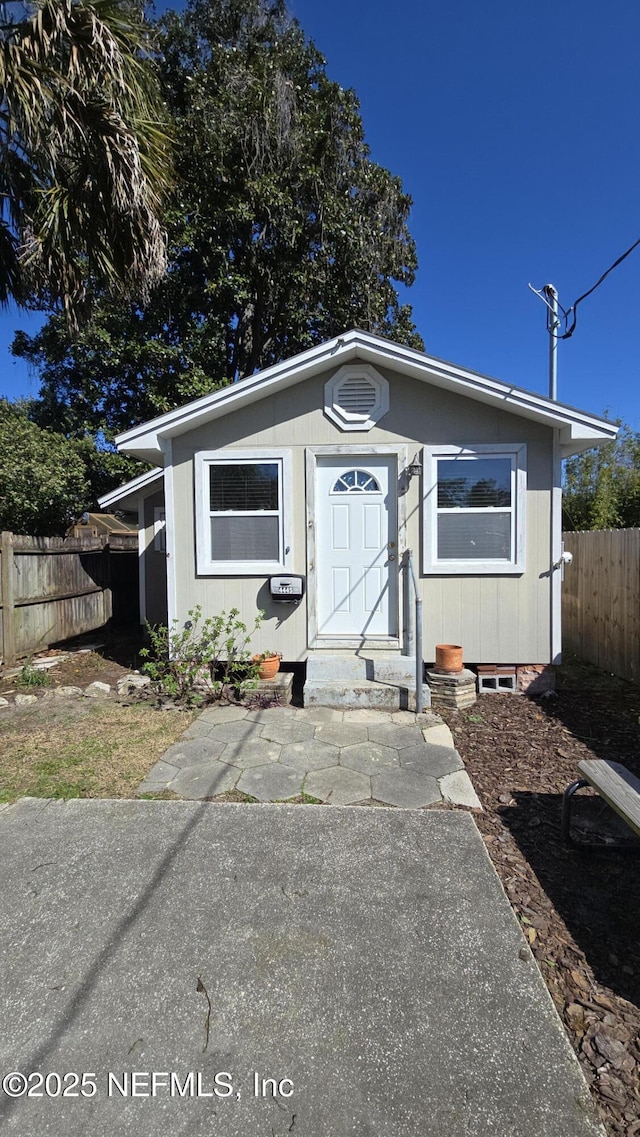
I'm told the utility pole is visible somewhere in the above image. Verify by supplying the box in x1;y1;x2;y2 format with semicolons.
543;284;559;401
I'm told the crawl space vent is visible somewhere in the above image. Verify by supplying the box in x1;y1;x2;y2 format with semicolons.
324;364;389;431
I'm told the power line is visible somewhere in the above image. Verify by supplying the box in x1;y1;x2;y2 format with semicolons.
561;236;640;339
532;236;640;342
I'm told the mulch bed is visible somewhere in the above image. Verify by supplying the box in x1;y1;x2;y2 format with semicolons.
440;659;640;1137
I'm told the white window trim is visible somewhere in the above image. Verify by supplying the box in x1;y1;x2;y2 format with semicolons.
422;443;527;575
195;449;292;575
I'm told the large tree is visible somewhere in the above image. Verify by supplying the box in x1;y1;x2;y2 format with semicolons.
0;400;89;534
15;0;423;444
0;0;171;321
563;420;640;530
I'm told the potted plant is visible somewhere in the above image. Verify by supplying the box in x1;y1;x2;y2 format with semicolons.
252;651;282;680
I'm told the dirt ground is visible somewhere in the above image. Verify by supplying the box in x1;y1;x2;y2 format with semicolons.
0;635;143;699
440;660;640;1137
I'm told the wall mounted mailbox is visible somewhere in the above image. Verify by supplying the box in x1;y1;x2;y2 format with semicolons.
269;575;305;604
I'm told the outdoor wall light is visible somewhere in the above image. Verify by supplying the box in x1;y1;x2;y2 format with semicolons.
406;457;422;479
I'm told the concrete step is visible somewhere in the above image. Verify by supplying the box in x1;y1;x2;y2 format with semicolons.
306;654;423;687
303;678;431;711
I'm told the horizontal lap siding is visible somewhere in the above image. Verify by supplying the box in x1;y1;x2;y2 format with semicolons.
170;368;554;663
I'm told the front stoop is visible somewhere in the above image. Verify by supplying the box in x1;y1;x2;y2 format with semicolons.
304;654;431;711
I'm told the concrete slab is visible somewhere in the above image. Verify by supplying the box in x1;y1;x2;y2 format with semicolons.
340;741;399;775
342;709;392;723
180;720;221;740
237;764;303;802
0;803;602;1137
169;761;240;800
243;706;298;725
258;721;315;745
137;759;180;794
303;766;371;805
161;738;228;768
197;704;249;724
313;722;368;747
279;739;340;772
205;720;262;743
293;707;344;724
221;738;282;769
423;722;456;748
399;741;464;778
372;768;441;808
367;722;424;750
304;680;401;710
439;769;483;810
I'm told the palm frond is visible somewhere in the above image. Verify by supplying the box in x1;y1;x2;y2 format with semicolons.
0;0;173;321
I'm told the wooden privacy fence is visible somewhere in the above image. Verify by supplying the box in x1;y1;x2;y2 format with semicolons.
0;531;138;667
562;529;640;684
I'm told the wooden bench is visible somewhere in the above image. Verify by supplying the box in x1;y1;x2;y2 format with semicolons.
562;759;640;848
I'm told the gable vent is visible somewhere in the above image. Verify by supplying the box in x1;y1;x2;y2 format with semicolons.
336;375;378;414
324;364;389;432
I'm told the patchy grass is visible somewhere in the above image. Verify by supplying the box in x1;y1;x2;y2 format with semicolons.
0;700;195;803
16;663;51;690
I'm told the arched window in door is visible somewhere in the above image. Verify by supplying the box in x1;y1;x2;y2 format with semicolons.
331;469;381;494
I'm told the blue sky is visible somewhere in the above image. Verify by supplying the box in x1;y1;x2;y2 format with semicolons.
2;0;640;429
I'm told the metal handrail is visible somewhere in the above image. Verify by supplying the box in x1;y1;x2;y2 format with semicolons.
404;550;423;714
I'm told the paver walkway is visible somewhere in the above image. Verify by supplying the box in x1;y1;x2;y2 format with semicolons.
138;704;482;808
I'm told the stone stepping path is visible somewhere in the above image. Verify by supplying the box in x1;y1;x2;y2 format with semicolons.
138;705;482;810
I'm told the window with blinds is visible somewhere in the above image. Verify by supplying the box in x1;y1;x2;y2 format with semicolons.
423;445;526;574
196;451;291;574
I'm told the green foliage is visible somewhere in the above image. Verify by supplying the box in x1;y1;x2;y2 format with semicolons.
139;605;264;704
16;662;50;690
563;419;640;530
14;0;423;445
0;0;172;322
0;399;89;534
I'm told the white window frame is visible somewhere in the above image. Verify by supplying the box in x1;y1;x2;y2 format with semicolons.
195;449;292;575
422;443;527;574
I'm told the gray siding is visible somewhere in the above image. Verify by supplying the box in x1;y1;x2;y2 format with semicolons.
169;364;554;663
143;490;168;626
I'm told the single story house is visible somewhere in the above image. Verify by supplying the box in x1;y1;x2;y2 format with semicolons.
99;330;616;706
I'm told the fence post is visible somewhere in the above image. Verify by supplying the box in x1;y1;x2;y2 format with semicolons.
1;531;16;667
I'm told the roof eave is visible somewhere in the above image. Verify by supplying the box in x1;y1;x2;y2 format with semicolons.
98;467;163;510
113;330;617;461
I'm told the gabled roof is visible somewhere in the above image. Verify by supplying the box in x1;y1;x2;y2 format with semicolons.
98;466;163;510
115;329;617;464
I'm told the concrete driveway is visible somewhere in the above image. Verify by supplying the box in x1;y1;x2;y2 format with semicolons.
0;798;602;1136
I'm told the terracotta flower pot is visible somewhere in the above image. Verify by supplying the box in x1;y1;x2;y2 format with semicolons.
253;653;281;680
434;644;463;674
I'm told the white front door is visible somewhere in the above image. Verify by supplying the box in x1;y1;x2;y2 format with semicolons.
316;455;398;637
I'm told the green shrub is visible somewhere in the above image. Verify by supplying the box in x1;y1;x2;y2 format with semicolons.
139;606;263;705
16;662;50;690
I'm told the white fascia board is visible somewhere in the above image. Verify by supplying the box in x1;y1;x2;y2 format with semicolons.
353;336;619;445
115;333;358;460
114;328;617;462
559;421;619;457
98;467;163;510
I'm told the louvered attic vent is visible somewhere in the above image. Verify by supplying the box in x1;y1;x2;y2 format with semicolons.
324;364;389;431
